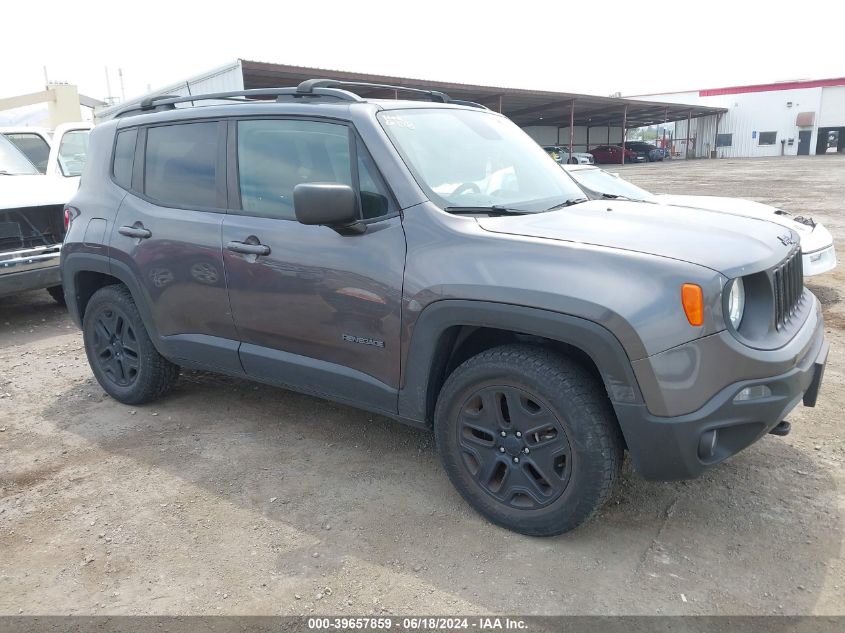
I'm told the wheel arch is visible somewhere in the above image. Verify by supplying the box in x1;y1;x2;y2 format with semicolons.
398;300;644;427
62;252;164;352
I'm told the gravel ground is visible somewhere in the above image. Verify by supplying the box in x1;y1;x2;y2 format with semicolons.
0;156;843;616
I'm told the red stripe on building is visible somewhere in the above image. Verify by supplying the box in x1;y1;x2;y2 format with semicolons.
699;77;845;96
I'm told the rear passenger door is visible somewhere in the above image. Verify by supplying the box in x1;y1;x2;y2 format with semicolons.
109;121;241;373
221;118;406;414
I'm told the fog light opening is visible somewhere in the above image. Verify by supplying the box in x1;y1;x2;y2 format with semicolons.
698;429;718;460
733;385;772;402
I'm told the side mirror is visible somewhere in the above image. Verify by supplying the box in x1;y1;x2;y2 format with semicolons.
294;183;365;234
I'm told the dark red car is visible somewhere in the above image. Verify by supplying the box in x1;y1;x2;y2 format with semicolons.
588;145;646;164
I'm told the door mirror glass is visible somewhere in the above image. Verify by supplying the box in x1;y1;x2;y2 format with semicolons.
294;183;358;227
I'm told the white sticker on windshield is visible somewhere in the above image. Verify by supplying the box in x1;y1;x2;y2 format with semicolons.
382;114;415;130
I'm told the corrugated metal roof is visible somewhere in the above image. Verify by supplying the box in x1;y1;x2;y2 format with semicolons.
240;60;724;127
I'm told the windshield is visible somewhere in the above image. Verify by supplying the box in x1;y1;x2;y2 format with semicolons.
566;167;654;201
378;109;585;212
0;134;40;175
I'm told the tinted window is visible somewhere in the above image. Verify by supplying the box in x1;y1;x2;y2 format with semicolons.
57;130;90;177
237;119;352;220
4;133;50;173
112;128;138;189
356;139;393;219
716;133;732;148
145;123;218;208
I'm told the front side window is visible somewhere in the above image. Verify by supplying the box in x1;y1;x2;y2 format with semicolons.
112;128;138;190
758;131;777;146
57;130;90;177
3;133;50;173
237;119;352;220
378;109;585;212
145;122;219;208
0;134;39;175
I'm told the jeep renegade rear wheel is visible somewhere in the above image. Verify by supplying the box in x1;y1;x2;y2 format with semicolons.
83;285;179;405
434;344;622;536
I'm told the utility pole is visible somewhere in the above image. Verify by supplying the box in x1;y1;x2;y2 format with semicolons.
104;66;115;105
118;68;126;102
43;66;49;86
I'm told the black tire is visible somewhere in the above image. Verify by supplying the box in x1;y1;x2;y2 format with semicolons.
434;344;623;536
46;285;66;305
567;157;578;164
82;284;179;405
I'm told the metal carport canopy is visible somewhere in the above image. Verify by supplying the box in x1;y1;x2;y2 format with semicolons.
240;60;725;128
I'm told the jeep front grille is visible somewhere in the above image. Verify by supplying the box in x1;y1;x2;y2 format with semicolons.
772;248;804;330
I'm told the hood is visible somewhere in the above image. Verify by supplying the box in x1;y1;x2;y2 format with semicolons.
0;174;79;210
477;199;795;277
654;194;831;252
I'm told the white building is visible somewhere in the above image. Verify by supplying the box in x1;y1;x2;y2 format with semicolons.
629;77;845;158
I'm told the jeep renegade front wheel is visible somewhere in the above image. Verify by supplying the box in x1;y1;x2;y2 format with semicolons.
83;285;179;405
434;344;623;536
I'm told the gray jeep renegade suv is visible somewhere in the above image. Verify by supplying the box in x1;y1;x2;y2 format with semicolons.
60;80;828;535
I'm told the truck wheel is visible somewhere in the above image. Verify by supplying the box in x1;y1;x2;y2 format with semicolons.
46;285;66;305
82;284;179;405
434;344;622;536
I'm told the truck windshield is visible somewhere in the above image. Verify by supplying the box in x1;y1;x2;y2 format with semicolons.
0;134;40;175
566;167;654;201
377;109;586;213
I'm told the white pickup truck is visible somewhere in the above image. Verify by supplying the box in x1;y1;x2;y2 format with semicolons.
0;122;92;302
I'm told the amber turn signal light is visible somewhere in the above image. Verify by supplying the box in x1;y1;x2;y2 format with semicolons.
681;284;704;326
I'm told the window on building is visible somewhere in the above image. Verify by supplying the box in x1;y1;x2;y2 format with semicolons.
758;131;777;146
3;133;50;173
144;123;219;208
715;133;733;148
112;128;138;190
237;119;352;220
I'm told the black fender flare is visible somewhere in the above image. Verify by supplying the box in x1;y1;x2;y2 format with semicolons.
62;252;164;353
397;300;644;425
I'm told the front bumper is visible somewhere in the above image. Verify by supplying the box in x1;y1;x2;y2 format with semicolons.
802;244;837;276
0;244;62;297
616;302;828;480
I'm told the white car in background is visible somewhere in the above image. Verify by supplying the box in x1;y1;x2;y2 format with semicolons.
562;164;837;276
0;123;93;301
543;145;594;165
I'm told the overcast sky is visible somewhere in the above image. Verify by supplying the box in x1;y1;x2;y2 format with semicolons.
3;0;844;104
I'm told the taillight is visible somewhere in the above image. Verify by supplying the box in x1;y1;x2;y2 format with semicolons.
63;206;73;231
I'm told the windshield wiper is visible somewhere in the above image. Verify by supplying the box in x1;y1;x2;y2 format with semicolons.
543;197;588;212
600;193;656;203
444;205;528;216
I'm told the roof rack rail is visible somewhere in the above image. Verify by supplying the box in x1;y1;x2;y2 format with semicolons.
110;79;490;119
297;78;451;103
112;86;364;118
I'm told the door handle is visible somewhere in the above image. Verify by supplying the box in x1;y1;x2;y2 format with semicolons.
118;225;152;239
226;241;271;256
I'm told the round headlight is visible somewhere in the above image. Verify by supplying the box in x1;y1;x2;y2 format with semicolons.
727;278;745;329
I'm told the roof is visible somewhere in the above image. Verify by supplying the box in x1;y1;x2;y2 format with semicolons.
630;76;845;98
239;60;724;128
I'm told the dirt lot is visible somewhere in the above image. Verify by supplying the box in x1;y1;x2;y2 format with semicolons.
1;156;843;616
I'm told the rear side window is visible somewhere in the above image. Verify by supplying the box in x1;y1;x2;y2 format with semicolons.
145;122;219;208
4;133;50;173
112;128;137;189
237;119;352;220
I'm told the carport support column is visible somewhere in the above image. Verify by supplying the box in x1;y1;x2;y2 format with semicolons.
687;109;692;159
621;105;628;165
568;100;575;160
